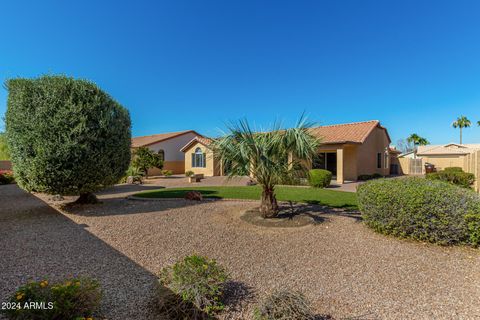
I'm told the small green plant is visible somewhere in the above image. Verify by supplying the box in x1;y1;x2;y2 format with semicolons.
0;170;15;185
119;165;144;183
162;170;173;177
132;146;163;178
253;290;316;320
159;255;229;316
426;167;475;188
307;169;332;188
2;277;101;320
357;177;480;246
185;170;195;177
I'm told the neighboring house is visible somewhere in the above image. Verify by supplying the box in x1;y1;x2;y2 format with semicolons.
131;130;202;175
180;120;394;183
398;143;480;191
181;136;222;176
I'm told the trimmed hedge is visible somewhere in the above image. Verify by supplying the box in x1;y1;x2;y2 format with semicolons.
357;173;383;181
307;169;332;188
426;167;475;188
5;75;131;196
357;177;480;246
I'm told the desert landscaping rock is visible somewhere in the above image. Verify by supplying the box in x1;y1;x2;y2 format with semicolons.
1;183;479;319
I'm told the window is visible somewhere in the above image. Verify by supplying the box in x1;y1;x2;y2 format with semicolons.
158;150;165;161
377;153;382;169
192;147;206;168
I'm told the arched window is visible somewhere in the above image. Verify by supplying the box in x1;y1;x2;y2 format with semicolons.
192;147;206;168
158;150;165;161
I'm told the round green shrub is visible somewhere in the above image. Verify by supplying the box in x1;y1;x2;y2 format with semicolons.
185;170;195;177
2;277;101;319
158;255;229;316
307;169;332;188
426;168;475;188
253;290;316;320
5;75;131;198
357;177;480;245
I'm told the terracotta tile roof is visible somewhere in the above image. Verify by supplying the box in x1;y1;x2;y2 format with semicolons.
309;120;388;144
131;130;202;148
180;136;213;152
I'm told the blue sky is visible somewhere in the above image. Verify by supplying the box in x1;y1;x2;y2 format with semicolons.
1;0;480;145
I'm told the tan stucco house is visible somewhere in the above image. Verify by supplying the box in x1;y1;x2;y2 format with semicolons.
181;120;394;183
131;130;203;175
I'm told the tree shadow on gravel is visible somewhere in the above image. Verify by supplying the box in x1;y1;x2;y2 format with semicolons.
0;185;159;319
223;281;256;313
95;184;166;197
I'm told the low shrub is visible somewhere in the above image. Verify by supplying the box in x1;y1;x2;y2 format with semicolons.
426;168;475;188
162;170;173;177
2;277;101;320
357;177;480;245
185;170;195;177
158;255;229;316
119;165;144;183
307;169;332;188
357;173;382;181
0;170;15;185
253;290;315;320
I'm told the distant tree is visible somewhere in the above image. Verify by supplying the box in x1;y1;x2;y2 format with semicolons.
212;116;320;218
132;147;164;178
5;75;131;203
0;132;10;160
407;133;429;159
452;116;471;144
396;139;414;154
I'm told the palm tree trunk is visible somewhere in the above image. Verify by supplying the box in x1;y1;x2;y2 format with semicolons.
259;186;279;218
460;128;463;144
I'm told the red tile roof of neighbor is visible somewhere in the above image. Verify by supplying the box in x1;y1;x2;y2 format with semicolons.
131;130;202;148
180;136;213;152
309;120;390;144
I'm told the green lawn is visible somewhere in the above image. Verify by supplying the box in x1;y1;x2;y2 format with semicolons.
134;186;358;209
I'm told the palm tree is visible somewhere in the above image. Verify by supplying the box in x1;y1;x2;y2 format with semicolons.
407;133;429;159
452;116;471;144
212;116;320;218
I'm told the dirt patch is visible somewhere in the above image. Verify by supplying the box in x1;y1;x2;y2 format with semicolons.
240;205;326;228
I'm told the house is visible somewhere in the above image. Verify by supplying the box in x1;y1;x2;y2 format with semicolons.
131;130;203;175
180;136;222;176
181;120;394;183
395;143;480;191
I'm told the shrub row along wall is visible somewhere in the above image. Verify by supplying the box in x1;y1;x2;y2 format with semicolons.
357;177;480;246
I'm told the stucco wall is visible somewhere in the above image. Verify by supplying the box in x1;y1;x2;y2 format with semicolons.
356;127;390;177
420;154;466;171
146;132;198;161
183;142;220;176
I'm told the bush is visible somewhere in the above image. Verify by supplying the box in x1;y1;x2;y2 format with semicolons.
5;75;131;202
465;214;480;246
185;170;195;177
357;177;480;245
307;169;332;188
253;290;315;320
132;147;163;177
357;173;383;181
0;170;15;185
162;170;173;177
2;277;101;320
426;168;475;188
159;255;229;316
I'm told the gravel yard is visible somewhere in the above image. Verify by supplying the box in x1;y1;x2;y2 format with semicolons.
1;184;479;319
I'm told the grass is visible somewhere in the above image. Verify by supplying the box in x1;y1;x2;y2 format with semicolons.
134;186;358;209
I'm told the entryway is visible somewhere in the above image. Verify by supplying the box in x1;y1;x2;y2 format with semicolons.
313;152;337;175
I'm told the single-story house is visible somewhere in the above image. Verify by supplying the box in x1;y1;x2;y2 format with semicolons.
398;143;480;191
180;136;222;176
181;120;395;183
131;130;203;175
